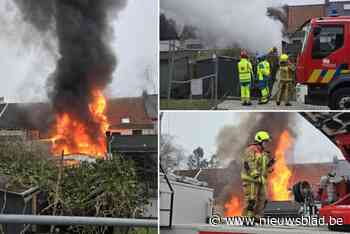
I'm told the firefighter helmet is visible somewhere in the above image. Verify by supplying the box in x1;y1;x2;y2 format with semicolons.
240;50;248;59
280;54;289;62
269;47;277;54
255;131;271;143
257;53;266;61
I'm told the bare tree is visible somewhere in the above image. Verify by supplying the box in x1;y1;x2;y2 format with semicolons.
160;134;186;172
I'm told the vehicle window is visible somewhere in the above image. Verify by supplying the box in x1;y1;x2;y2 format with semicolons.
301;23;311;53
312;25;344;59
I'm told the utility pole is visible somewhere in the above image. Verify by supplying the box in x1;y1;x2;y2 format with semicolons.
212;52;218;109
167;40;175;100
214;52;219;109
159;112;164;170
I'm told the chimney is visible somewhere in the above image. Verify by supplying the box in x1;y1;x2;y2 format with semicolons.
0;97;4;104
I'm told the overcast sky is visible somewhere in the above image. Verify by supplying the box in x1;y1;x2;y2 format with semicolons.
0;0;157;103
162;112;343;164
270;0;347;5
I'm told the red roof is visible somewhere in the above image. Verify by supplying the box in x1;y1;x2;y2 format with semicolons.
106;97;153;129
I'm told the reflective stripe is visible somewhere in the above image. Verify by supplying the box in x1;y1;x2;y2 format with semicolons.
257;61;270;81
320;69;328;78
240;73;251;82
257;62;264;81
263;60;271;77
250;183;255;200
238;59;252;82
307;68;350;84
308;69;322;83
321;70;336;84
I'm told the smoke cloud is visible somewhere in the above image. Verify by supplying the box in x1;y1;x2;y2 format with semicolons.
161;0;284;52
216;112;298;165
13;0;127;143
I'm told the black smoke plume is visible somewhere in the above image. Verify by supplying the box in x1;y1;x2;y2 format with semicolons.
216;113;298;164
14;0;127;143
160;13;178;41
267;5;288;36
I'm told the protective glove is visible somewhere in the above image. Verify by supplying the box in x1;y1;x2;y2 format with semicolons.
268;157;276;168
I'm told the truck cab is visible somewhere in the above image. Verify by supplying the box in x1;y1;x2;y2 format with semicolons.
296;16;350;109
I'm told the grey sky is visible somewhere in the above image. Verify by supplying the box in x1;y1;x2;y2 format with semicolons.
162;112;343;164
0;0;157;103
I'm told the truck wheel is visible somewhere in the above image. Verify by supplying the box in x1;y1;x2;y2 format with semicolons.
330;88;350;110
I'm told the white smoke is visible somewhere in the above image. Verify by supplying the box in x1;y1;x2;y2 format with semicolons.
161;0;284;53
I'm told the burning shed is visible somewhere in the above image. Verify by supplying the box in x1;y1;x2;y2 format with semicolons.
0;96;157;156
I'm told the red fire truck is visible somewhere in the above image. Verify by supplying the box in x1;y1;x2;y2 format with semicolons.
302;113;350;231
296;16;350;109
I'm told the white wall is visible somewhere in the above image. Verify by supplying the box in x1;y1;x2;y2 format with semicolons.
160;175;214;226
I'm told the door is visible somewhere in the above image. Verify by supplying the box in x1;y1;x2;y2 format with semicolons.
305;24;346;85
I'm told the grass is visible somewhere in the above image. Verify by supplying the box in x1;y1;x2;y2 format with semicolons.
160;99;212;110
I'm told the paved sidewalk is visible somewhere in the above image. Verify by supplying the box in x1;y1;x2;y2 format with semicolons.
218;100;329;110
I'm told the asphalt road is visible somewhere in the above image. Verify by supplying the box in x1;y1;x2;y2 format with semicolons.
218;100;329;111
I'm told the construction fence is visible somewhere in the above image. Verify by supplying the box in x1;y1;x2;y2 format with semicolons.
160;55;268;102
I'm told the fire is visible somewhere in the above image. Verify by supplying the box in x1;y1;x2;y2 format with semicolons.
223;130;294;215
269;130;293;201
224;195;243;217
51;89;109;158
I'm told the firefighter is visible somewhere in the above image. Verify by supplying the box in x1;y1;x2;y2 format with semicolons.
238;50;253;106
267;47;279;93
319;172;338;204
276;54;295;106
241;131;272;220
256;54;271;104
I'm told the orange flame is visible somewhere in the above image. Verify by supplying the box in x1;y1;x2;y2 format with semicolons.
51;89;109;158
223;130;294;214
269;130;293;201
224;195;243;217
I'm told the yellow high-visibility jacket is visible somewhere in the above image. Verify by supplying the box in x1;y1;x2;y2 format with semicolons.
238;58;253;83
257;60;271;81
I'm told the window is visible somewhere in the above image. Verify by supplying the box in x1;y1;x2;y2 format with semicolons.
143;129;155;135
121;117;130;124
132;129;142;135
301;23;311;53
312;25;344;59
